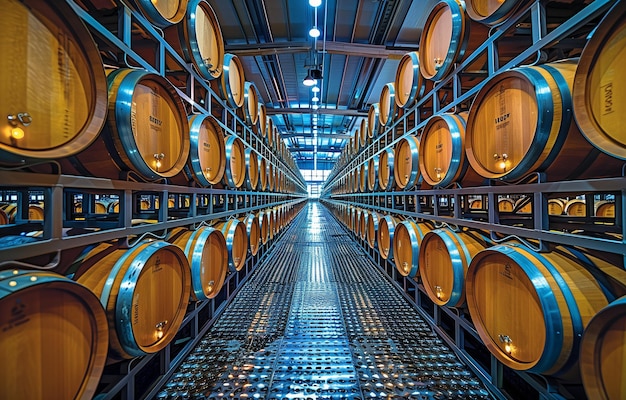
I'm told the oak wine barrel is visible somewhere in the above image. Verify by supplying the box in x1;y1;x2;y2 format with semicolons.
368;103;381;138
379;82;398;127
168;226;228;300
64;68;190;182
548;198;566;215
580;296;626;400
359;162;368;193
223;135;246;188
466;59;622;182
466;243;614;379
240;213;261;256
0;0;107;166
595;200;615;218
419;228;491;307
259;157;268;191
132;0;187;28
378;148;395;191
378;215;398;260
217;53;245;109
394;135;422;190
215;219;248;271
184;113;226;186
243;147;260;190
74;240;190;361
366;211;380;249
257;210;270;245
243;82;260;126
419;112;482;187
573;1;626;160
464;0;527;26
393;220;432;278
395;52;425;108
0;269;108;399
256;103;267;138
367;157;379;191
360;118;370;143
175;0;224;80
359;209;370;241
564;198;586;217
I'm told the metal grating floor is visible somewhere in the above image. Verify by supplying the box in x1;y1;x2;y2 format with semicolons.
157;202;492;399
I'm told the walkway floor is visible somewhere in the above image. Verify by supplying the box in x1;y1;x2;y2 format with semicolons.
158;202;492;399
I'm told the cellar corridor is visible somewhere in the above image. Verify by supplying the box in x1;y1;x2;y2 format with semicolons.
157;202;493;399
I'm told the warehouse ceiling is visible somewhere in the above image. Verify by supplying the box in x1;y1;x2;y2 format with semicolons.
207;0;436;172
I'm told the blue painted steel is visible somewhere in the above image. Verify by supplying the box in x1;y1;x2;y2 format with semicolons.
134;0;187;28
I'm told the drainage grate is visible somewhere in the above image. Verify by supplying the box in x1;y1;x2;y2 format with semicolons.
157;203;492;399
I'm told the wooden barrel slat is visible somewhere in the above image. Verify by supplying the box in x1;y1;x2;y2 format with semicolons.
74;240;190;361
0;269;108;399
185;114;226;186
466;243;612;378
419;228;490;307
573;1;626;160
134;0;187;27
465;0;526;26
0;0;107;165
169;227;228;300
395;52;425;108
217;53;245;109
394;136;422;190
216;219;248;271
393;220;432;278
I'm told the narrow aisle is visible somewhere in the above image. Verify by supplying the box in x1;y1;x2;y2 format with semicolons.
159;202;492;399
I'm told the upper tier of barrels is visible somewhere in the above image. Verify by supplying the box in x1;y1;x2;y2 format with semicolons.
0;0;304;193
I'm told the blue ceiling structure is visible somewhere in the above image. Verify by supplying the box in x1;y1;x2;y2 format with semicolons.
208;0;436;171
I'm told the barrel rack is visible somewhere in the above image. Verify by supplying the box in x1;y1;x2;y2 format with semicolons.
0;0;307;398
322;0;625;399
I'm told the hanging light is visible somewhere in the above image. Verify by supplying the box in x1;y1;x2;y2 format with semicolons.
309;27;320;38
312;86;320;93
303;70;317;86
309;0;322;7
312;95;319;102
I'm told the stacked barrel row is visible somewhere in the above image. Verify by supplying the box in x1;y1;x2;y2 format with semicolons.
324;200;626;399
323;1;626;399
0;200;305;399
0;0;304;195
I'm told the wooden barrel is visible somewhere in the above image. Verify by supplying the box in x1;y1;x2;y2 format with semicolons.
0;208;8;225
466;59;622;182
366;211;380;249
548;198;566;215
368;103;381;138
419;228;491;307
217;53;245;109
394;136;422;190
240;213;261;256
0;269;108;399
358;124;367;149
378;215;398;260
0;0;107;166
223;135;246;188
367;157;379;191
133;0;187;27
259;157;268;191
395;51;425;108
215;219;248;271
466;243;614;378
359;162;368;193
74;240;190;361
498;198;515;212
176;0;224;80
580;296;626;400
573;0;626;160
378;148;395;191
595;200;615;218
419;112;482;187
256;103;267;139
267;117;275;148
266;208;275;240
243;82;260;126
352;167;360;193
65;68;189;181
257;210;269;245
268;163;275;191
244;147;260;190
359;209;369;241
379;83;398;127
464;0;527;26
393;220;432;278
564;198;586;217
419;0;473;81
360;118;370;144
185;114;226;186
168;226;228;300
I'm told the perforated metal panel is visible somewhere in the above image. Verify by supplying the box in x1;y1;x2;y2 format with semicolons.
157;202;492;399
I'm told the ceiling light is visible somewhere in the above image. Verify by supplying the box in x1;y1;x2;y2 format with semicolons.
309;27;320;38
312;104;319;110
310;68;323;80
312;86;320;93
312;96;319;102
303;71;317;86
309;0;322;7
